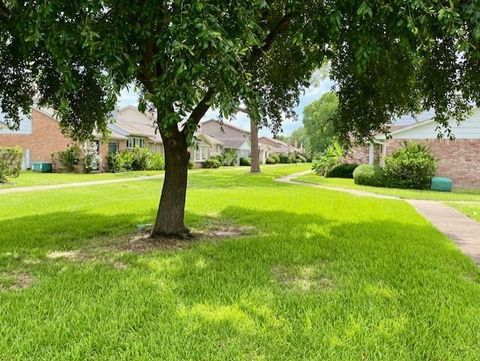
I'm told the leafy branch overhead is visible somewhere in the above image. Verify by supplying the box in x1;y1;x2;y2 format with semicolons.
1;0;480;143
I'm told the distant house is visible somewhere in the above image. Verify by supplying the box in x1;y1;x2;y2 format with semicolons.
0;107;72;170
111;105;163;154
201;120;253;164
1;106;303;171
0;106;164;171
191;132;223;166
345;108;480;188
259;137;302;155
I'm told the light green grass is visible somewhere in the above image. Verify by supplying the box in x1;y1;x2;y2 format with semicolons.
298;173;480;201
0;169;164;188
1;164;480;360
447;202;480;222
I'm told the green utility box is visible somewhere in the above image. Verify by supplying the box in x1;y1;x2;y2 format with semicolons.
31;162;53;173
430;177;453;192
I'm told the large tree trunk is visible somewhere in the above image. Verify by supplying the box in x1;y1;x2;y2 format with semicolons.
250;117;261;173
151;124;190;238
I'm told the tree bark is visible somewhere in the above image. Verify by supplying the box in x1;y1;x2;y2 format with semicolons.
250;117;261;173
151;123;190;238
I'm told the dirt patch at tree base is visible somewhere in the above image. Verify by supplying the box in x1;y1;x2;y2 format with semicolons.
115;221;256;253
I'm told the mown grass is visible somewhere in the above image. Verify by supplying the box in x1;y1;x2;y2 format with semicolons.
0;170;164;188
298;173;480;201
1;164;480;360
447;202;480;222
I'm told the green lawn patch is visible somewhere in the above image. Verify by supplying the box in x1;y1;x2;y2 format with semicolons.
447;202;480;222
298;173;480;201
1;164;480;359
0;170;164;188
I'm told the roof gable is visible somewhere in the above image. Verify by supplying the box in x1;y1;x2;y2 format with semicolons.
375;108;480;140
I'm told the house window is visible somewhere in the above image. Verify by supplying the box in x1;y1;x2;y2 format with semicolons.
108;142;119;155
127;137;145;148
195;146;209;161
238;150;249;158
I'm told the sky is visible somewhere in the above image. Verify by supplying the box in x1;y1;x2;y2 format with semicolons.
117;77;336;137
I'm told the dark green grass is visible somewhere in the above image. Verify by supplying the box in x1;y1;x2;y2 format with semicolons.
1;164;480;360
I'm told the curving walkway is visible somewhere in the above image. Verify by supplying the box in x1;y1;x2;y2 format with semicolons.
278;171;480;264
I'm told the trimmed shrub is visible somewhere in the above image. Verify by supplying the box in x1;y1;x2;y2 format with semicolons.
0;146;23;182
279;154;290;163
221;149;237;166
204;158;222;168
129;147;151;170
266;156;276;164
384;142;437;189
107;148;162;172
239;157;251;166
188;161;194;169
326;163;358;179
148;153;165;170
56;145;81;172
270;153;281;163
106;153;122;173
353;164;385;187
115;149;134;171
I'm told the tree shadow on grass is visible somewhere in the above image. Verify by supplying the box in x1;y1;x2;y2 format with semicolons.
0;210;149;254
1;206;480;359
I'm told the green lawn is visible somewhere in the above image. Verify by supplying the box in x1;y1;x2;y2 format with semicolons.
298;173;480;201
0;170;165;188
1;164;480;360
448;202;480;222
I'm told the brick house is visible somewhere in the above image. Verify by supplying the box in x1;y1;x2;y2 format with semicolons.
0;107;72;169
0;106;161;171
345;109;480;188
202;120;285;164
201;120;253;162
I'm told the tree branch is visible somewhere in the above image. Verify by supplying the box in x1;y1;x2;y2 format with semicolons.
249;14;292;62
185;13;293;128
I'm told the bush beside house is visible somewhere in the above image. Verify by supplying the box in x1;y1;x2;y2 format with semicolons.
204;156;222;168
352;142;437;189
221;149;237;166
312;143;343;176
0;146;23;183
353;164;386;186
384;142;437;189
54;146;82;172
106;148;165;172
240;157;251;166
326;163;358;178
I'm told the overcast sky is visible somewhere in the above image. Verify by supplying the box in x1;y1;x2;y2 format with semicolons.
117;78;335;137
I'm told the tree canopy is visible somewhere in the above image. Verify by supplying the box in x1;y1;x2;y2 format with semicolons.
303;92;338;155
2;1;480;140
2;0;480;235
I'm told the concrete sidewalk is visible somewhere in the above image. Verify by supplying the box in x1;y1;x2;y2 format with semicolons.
0;174;164;195
408;200;480;263
280;171;480;264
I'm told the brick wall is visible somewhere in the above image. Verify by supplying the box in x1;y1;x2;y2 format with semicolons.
386;139;480;188
343;145;370;164
0;109;71;166
98;140;128;171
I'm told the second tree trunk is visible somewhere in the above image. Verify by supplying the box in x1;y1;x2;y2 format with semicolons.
250;117;260;173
